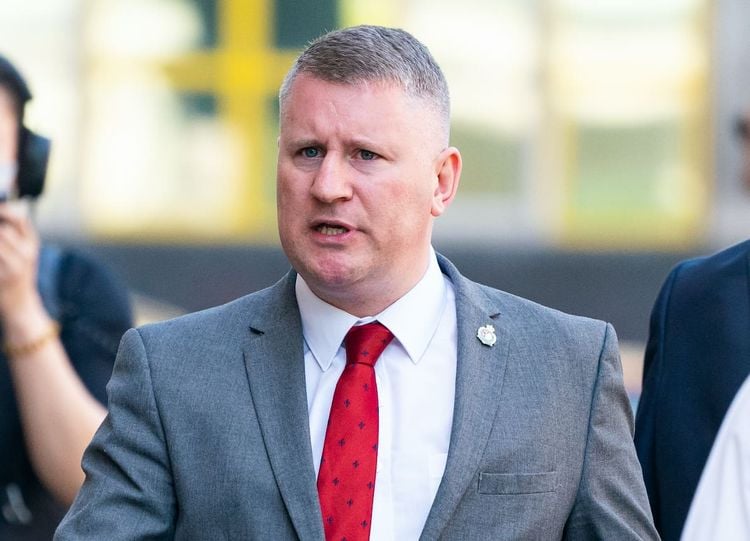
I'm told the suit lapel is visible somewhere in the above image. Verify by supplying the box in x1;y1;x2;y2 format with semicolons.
242;272;325;541
420;256;512;540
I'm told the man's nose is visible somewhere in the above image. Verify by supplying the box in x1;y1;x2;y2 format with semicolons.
310;155;353;203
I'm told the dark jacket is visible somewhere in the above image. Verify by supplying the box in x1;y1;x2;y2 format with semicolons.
635;239;750;541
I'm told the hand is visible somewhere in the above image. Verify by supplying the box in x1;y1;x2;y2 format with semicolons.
0;202;43;323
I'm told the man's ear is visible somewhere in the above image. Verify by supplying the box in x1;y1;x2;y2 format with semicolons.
431;146;462;217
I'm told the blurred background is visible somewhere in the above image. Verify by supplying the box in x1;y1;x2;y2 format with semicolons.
2;0;749;405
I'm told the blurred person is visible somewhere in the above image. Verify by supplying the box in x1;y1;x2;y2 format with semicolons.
56;26;657;540
634;108;750;541
0;55;132;539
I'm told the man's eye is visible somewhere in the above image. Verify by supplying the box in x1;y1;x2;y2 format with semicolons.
359;150;377;161
302;147;320;158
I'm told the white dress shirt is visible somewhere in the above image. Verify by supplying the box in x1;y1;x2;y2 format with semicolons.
297;249;457;540
681;373;750;540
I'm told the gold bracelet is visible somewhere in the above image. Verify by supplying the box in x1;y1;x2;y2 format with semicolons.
2;322;61;359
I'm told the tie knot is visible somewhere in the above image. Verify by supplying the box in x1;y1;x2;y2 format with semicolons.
344;321;394;368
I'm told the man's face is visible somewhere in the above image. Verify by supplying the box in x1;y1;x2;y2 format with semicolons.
0;87;17;158
0;86;19;199
277;74;458;314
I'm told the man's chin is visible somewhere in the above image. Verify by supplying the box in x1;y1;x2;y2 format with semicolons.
296;258;365;295
303;267;357;291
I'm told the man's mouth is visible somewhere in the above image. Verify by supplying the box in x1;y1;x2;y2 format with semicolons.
316;224;350;236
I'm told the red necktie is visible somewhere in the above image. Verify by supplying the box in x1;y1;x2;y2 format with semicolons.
317;321;394;541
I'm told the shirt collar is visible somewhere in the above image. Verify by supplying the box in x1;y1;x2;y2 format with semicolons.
296;248;448;371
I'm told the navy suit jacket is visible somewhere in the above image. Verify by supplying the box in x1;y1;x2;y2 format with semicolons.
635;239;750;541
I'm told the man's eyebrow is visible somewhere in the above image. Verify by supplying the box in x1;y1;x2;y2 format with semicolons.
284;137;321;148
349;137;380;149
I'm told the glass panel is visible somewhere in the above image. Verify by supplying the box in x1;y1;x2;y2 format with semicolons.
186;0;219;48
81;0;295;241
274;0;338;48
549;0;710;247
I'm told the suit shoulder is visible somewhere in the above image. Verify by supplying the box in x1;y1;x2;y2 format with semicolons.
439;253;609;352
468;284;613;386
475;282;610;343
664;239;750;302
137;275;290;342
673;239;750;280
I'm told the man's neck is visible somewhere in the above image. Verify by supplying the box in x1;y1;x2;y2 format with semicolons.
307;265;433;318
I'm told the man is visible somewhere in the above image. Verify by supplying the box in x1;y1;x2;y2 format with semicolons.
56;26;657;540
634;109;750;541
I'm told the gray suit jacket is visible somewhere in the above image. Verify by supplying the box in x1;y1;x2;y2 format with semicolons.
55;255;657;540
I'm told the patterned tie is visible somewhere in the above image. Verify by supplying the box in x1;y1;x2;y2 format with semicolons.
317;321;394;541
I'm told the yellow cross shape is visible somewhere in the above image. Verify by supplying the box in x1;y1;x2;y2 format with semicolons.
161;0;298;238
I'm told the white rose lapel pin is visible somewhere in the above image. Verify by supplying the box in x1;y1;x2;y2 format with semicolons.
476;324;497;347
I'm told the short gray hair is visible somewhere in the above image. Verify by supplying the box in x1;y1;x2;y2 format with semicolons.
279;25;450;134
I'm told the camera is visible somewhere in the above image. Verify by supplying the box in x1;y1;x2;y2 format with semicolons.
17;127;51;199
0;129;49;202
0;55;51;202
